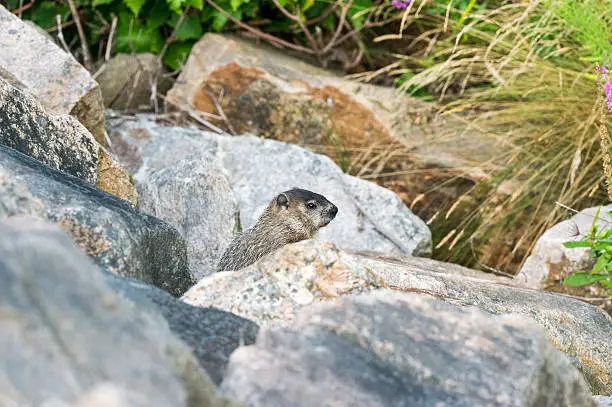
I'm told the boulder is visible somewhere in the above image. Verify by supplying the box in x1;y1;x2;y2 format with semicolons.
0;144;193;296
220;290;595;407
0;5;105;145
97;53;172;111
135;157;239;279
103;271;259;384
0;76;99;184
166;33;501;180
519;205;612;288
0;166;46;221
182;239;612;395
0;75;138;204
594;396;612;407
106;112;432;279
0;216;238;407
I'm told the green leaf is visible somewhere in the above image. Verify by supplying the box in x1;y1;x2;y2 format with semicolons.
175;14;202;40
30;2;63;29
594;241;612;251
346;0;371;29
563;272;608;287
300;0;314;13
167;0;203;13
211;10;228;31
183;0;204;10
241;2;258;18
200;5;216;22
93;0;115;6
123;0;147;16
276;0;287;6
592;255;609;273
162;41;195;70
167;0;184;13
230;0;243;12
146;0;171;28
320;13;335;31
562;240;591;248
116;12;165;53
209;8;240;31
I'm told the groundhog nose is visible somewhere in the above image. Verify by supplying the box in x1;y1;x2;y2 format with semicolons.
329;205;338;218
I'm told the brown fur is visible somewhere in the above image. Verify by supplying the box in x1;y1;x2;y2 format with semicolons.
216;188;338;272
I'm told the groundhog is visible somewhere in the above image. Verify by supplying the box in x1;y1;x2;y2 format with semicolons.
216;188;338;272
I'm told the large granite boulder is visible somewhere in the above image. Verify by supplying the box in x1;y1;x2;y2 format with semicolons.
0;76;99;184
0;5;105;145
135;157;239;279
0;144;193;296
106;113;432;278
166;33;501;181
182;239;612;395
103;271;259;384
220;291;595;407
2;160;257;384
0;166;46;221
0;74;138;205
0;217;238;407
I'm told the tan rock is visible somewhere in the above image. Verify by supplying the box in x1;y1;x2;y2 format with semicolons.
96;53;172;110
166;33;502;180
0;6;106;145
96;148;138;206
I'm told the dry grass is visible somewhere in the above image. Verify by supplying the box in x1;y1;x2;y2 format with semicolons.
351;0;612;274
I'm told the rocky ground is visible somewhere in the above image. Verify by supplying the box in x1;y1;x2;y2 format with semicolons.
0;5;611;407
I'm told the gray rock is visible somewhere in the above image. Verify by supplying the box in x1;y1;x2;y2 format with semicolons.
106;113;432;278
0;77;99;184
0;166;46;221
220;291;595;407
0;216;239;407
519;205;612;288
97;53;173;110
0;144;193;296
182;239;612;395
0;6;105;144
136;158;239;279
102;271;259;385
594;396;612;407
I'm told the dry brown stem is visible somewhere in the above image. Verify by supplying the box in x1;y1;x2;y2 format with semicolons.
66;0;93;71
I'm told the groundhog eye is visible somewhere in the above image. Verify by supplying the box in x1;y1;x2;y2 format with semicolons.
307;202;317;209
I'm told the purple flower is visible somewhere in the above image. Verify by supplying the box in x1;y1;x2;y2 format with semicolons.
605;81;612;114
391;0;411;9
598;65;612;116
597;65;608;80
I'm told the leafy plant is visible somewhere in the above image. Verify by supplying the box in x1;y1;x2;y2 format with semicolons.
9;0;383;72
562;206;612;294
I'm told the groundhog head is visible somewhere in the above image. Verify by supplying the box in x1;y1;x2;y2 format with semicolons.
274;188;338;239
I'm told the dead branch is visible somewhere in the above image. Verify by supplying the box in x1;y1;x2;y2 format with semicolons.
105;14;118;62
203;84;237;135
55;14;71;54
66;0;93;71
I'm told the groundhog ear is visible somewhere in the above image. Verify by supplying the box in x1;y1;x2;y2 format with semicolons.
276;193;290;209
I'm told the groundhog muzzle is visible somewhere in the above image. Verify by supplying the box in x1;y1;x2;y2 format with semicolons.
216;188;338;272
